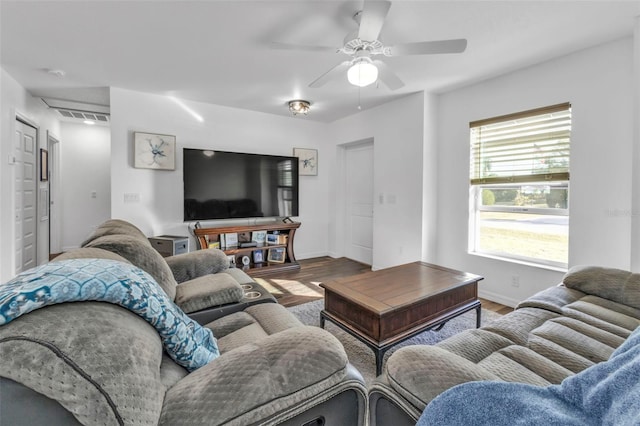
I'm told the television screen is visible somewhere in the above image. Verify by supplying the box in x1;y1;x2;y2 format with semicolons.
183;148;299;221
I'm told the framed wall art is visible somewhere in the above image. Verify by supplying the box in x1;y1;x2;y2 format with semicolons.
134;132;176;170
293;148;318;176
40;148;48;181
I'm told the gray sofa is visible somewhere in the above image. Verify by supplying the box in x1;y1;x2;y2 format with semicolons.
369;265;640;425
0;219;367;425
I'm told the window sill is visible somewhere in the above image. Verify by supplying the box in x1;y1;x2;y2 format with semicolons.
468;251;568;273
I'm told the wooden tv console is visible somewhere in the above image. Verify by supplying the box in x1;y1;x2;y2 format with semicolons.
194;221;301;277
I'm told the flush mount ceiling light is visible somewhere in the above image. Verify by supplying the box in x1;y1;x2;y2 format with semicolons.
347;56;378;87
288;100;311;115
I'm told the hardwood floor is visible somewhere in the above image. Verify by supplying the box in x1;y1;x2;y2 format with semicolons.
251;256;514;315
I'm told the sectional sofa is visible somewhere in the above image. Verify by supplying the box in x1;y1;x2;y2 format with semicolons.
369;265;640;425
0;219;367;425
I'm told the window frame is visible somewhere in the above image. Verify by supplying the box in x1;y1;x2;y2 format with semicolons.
468;103;571;269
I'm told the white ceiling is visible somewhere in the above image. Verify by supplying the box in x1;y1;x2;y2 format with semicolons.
2;1;640;123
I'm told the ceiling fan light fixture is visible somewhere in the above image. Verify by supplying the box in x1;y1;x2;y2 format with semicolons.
347;58;378;87
288;100;311;115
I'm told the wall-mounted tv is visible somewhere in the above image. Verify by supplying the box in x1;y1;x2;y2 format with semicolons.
183;148;299;221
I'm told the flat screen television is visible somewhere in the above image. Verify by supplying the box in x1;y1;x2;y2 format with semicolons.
183;148;299;221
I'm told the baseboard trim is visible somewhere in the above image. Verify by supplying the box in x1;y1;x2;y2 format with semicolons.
297;251;330;260
478;289;519;308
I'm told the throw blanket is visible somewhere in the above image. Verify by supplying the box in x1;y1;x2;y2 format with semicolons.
417;326;640;426
0;258;219;372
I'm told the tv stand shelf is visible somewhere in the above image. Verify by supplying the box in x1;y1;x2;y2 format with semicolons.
193;221;301;277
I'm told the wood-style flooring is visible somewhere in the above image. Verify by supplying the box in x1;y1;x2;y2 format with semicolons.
252;256;514;315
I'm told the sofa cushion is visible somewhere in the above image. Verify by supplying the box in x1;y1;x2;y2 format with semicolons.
481;345;573;384
416;326;640;426
206;303;303;353
81;218;148;247
0;258;220;371
54;247;132;264
0;302;167;426
175;274;244;314
160;326;349;426
386;345;501;411
165;249;229;284
563;265;640;310
84;234;178;300
516;284;585;314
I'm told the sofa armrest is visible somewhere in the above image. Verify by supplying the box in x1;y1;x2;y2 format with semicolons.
165;249;229;283
385;345;501;411
160;326;357;425
563;265;640;310
174;274;244;314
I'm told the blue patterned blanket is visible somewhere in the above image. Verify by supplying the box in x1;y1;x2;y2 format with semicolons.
0;258;219;372
417;326;640;425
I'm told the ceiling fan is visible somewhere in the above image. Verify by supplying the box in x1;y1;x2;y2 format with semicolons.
272;0;467;90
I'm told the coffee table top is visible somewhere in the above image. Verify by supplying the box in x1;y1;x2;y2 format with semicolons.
320;262;483;315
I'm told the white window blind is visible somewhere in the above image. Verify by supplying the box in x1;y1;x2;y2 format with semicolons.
470;103;571;185
278;159;293;187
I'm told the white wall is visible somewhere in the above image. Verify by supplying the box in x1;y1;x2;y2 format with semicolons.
437;38;635;307
328;93;425;270
0;68;60;281
109;88;331;258
59;122;111;250
630;18;640;271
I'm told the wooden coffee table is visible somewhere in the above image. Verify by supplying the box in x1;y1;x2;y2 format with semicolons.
320;262;483;375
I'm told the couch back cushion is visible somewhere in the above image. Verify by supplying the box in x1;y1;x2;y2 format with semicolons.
81;219;148;247
0;302;167;426
84;234;178;300
563;266;640;310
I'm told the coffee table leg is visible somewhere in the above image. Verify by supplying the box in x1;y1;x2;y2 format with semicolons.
320;311;326;328
475;304;482;328
375;347;389;376
375;349;383;376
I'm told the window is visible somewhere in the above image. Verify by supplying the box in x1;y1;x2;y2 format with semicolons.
277;159;295;215
469;103;571;268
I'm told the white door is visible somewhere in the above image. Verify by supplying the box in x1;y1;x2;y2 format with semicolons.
15;120;38;273
345;142;374;265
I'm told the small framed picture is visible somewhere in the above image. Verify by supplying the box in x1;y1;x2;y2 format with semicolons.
266;233;279;245
267;247;286;263
227;255;236;267
134;132;176;170
251;230;267;244
253;250;264;264
224;233;238;247
293;147;318;176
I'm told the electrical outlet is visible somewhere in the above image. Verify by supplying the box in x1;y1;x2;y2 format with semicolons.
511;275;520;287
124;193;140;203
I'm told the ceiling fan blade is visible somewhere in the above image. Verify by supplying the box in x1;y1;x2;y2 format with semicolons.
270;41;337;53
373;60;404;90
388;39;468;56
309;61;351;88
358;0;391;41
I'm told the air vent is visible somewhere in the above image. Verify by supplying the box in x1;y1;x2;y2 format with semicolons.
55;109;110;122
41;97;110;124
